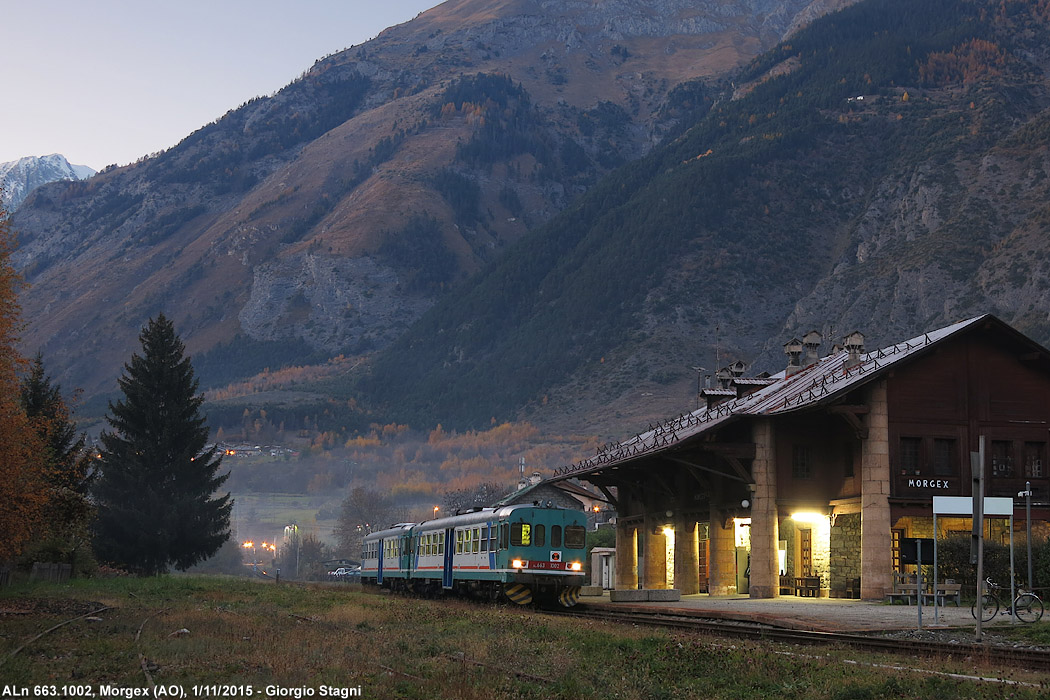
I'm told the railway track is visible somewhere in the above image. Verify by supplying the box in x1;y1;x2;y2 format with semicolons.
547;605;1050;672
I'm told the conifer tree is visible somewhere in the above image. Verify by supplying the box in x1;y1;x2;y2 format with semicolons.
19;353;95;564
93;314;231;575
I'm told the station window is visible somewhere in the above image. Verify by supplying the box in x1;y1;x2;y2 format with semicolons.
900;437;921;474
1025;442;1045;478
792;445;811;479
511;523;532;546
991;440;1014;477
564;525;586;549
551;525;562;548
932;438;956;477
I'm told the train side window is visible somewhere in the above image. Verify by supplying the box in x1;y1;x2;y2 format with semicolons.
564;525;586;549
535;524;546;547
481;526;488;552
511;523;532;546
489;525;498;551
456;530;464;554
500;524;509;549
551;525;562;548
473;528;480;553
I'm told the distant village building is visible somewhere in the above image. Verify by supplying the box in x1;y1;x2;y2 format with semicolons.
550;315;1050;600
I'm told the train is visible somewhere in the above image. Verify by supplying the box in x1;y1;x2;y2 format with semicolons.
361;502;588;607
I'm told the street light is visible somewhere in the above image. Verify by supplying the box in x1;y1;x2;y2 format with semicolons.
1019;482;1034;587
434;506;440;519
242;541;257;572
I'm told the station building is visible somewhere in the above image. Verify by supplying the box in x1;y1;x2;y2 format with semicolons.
550;315;1050;599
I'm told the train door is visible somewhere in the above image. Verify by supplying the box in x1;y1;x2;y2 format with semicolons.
442;528;454;589
377;539;384;585
400;534;412;577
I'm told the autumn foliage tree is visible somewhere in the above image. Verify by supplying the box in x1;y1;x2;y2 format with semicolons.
0;204;47;562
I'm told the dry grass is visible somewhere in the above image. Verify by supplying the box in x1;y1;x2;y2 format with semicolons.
2;575;1048;699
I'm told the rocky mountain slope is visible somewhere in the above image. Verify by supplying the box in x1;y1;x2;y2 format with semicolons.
10;0;851;401
355;0;1050;434
0;155;94;210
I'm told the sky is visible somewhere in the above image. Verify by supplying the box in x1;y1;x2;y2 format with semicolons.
2;0;443;170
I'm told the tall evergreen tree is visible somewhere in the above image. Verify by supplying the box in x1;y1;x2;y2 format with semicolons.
93;314;232;575
19;353;95;565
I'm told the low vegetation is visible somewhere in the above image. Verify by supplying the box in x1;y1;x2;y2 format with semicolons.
3;576;1049;698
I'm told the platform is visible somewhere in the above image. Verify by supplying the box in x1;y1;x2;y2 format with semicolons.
582;591;995;633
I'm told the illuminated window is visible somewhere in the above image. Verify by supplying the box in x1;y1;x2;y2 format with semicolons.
512;523;532;546
472;528;480;553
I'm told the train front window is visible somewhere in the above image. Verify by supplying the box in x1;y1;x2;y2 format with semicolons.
551;525;562;547
511;523;532;546
565;525;586;549
535;524;546;547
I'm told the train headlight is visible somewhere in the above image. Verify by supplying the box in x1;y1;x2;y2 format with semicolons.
512;559;525;569
570;562;582;571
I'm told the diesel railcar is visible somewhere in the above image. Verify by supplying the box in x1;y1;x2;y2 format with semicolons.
361;503;587;607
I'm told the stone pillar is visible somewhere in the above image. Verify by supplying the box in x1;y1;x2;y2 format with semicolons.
861;379;892;600
643;512;667;589
674;516;700;594
615;521;638;590
708;504;737;596
750;418;780;598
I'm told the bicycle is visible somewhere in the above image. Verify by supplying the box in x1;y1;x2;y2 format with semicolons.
971;578;1044;623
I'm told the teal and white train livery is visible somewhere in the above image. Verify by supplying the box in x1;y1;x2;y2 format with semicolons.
361;503;587;607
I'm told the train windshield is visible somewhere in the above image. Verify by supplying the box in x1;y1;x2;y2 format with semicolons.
511;523;532;546
564;525;586;549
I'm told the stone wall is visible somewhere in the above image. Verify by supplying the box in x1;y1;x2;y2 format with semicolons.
830;512;861;591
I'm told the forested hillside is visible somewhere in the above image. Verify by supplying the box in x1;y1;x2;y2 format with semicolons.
355;0;1050;431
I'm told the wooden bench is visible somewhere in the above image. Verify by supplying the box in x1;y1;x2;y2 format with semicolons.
923;581;962;606
887;573;920;604
795;576;820;597
779;575;794;595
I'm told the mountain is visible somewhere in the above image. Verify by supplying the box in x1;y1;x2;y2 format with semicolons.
0;155;95;210
354;0;1050;434
9;0;851;404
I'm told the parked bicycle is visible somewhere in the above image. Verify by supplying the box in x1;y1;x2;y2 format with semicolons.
971;578;1044;623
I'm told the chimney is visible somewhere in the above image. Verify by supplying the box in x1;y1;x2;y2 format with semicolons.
784;338;803;376
529;471;542;486
728;360;746;377
716;366;733;389
802;330;822;367
843;331;865;367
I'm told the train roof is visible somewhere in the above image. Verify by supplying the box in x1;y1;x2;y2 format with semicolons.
362;503;582;540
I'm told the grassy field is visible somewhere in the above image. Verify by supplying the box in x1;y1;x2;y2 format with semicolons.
1;576;1048;699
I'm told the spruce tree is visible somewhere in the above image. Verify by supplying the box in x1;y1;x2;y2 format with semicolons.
93;314;231;575
19;353;95;564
